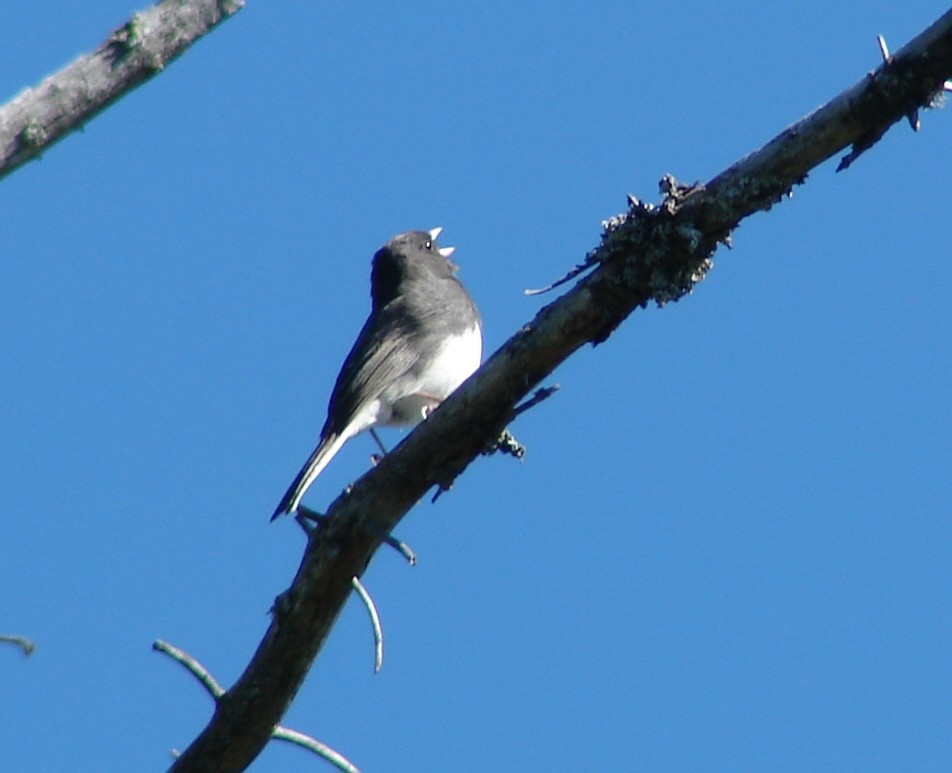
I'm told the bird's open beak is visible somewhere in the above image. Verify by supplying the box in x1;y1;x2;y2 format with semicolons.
429;226;455;258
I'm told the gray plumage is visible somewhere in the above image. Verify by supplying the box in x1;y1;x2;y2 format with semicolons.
272;228;481;520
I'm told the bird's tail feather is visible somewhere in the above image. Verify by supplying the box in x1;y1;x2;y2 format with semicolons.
271;432;346;520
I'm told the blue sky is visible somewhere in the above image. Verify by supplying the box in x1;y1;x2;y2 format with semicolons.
2;3;950;771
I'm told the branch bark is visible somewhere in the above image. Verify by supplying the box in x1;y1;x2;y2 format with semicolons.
0;634;36;657
169;10;952;772
0;0;244;182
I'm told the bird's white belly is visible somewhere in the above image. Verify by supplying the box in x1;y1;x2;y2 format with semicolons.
420;323;482;397
382;323;482;426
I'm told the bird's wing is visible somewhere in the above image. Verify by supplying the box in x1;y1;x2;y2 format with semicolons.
322;298;423;435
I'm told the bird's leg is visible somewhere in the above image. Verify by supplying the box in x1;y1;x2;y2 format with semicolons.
418;393;443;421
369;428;388;456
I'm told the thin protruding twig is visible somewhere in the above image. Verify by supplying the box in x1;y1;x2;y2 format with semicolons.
154;639;361;770
294;506;325;536
350;577;384;674
525;190;668;298
513;385;560;418
524;259;597;296
877;34;891;62
153;639;225;698
385;537;417;566
0;634;36;657
436;387;554;503
474;386;558;467
272;728;363;773
296;505;417;566
875;33;926;132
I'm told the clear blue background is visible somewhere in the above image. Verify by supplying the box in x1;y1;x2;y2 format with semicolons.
2;3;950;771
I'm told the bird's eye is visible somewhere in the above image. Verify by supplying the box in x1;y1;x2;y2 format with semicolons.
424;240;433;249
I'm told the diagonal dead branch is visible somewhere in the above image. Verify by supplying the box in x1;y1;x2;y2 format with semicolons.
0;0;244;182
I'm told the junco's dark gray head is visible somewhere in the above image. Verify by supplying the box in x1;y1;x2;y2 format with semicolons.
371;227;458;309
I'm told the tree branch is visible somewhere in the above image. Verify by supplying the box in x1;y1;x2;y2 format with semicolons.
0;634;36;657
349;576;384;674
154;640;361;772
169;10;952;772
0;0;244;182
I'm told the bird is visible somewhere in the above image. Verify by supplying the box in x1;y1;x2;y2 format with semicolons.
271;227;482;521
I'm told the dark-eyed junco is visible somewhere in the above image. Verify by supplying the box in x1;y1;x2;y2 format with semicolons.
271;227;482;520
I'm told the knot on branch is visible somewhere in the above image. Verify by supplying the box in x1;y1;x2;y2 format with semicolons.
592;175;717;316
106;16;145;66
17;120;48;150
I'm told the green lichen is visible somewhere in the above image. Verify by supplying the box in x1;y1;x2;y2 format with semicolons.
18;120;47;149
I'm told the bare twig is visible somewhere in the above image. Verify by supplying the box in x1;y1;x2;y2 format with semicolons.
878;34;892;62
154;639;360;771
0;0;244;182
272;728;362;773
835;21;951;170
384;536;417;566
154;639;225;699
350;577;384;674
169;11;952;772
296;505;417;566
0;634;36;657
524;260;598;296
512;385;560;418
